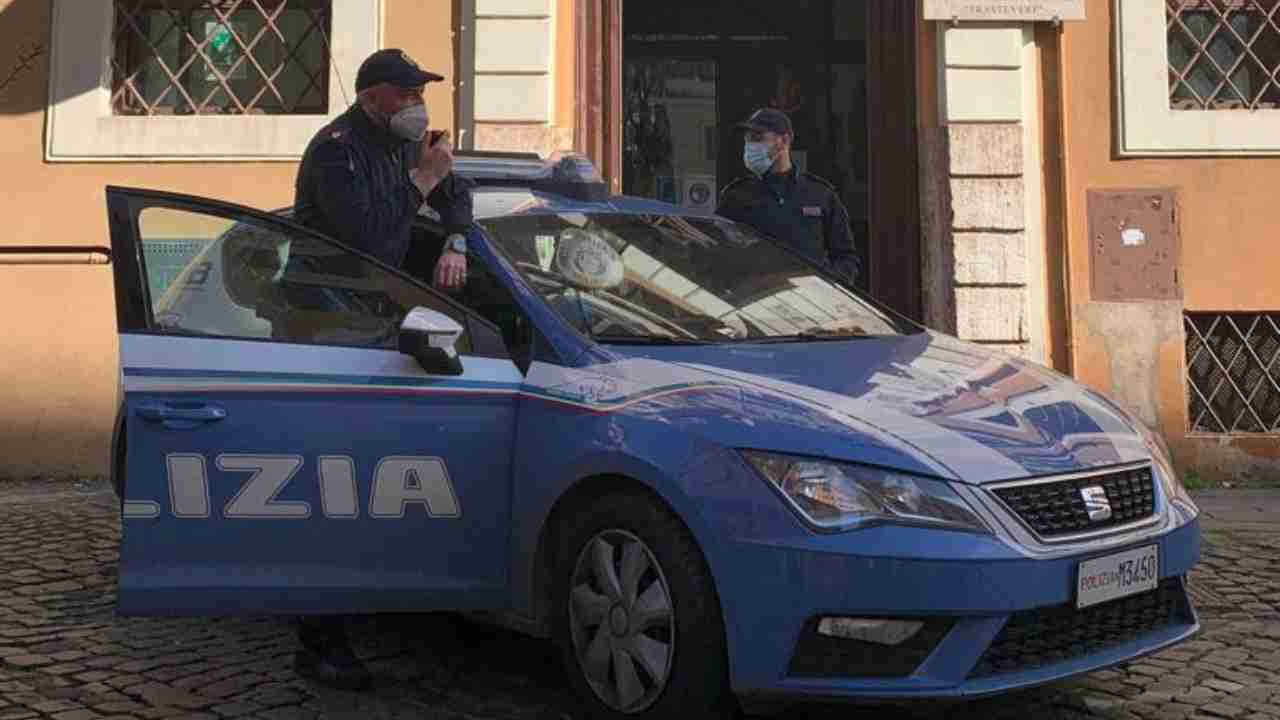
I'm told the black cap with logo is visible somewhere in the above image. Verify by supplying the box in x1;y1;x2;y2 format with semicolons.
355;49;444;92
735;107;793;137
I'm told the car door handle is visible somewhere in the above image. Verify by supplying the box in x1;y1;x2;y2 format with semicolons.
136;402;227;425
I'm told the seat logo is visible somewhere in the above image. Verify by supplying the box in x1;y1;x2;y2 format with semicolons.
1080;486;1112;522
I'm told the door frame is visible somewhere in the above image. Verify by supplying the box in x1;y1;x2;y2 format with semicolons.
576;0;923;322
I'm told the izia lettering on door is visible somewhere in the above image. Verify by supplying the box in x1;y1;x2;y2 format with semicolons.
123;454;461;520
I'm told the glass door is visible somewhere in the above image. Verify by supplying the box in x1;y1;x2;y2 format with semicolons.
621;1;870;289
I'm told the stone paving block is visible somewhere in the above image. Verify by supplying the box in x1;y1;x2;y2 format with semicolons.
51;710;102;720
1237;685;1280;701
80;656;130;670
1203;703;1249;718
3;655;53;668
131;683;213;711
42;663;89;676
104;675;146;690
1205;679;1248;693
91;703;146;715
1217;669;1269;685
134;710;183;720
31;700;83;714
1180;687;1226;706
209;703;264;718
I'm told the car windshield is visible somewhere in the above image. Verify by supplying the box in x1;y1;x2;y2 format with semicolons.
477;212;912;343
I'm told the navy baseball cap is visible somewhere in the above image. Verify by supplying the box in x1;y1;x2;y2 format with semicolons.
735;107;793;136
356;49;444;91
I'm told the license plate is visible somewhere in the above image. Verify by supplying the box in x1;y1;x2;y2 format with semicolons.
1076;544;1159;609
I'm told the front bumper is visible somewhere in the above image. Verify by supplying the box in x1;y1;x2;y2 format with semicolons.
721;517;1201;701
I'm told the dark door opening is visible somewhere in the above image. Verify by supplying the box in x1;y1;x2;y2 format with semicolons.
614;0;920;321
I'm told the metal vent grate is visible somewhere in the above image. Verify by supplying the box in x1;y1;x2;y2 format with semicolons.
1167;0;1280;110
111;0;332;116
1185;312;1280;433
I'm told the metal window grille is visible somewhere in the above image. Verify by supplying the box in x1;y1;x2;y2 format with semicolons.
111;0;332;116
1167;0;1280;110
1185;312;1280;433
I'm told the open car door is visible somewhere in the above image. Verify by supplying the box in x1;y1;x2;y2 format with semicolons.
107;186;521;616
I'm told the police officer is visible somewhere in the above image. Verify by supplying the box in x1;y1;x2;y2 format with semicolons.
716;108;861;285
289;49;472;693
294;48;473;291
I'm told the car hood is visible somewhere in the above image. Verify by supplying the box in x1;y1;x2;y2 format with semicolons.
567;331;1152;484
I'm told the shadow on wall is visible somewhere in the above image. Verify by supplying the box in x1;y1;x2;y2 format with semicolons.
0;0;64;117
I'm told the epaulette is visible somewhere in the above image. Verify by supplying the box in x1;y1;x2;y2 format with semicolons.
326;129;355;146
801;171;837;192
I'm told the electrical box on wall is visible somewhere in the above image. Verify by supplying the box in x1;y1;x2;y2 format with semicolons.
1087;188;1181;302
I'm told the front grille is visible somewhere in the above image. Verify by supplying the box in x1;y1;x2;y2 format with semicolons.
992;466;1156;539
968;578;1191;679
787;618;954;679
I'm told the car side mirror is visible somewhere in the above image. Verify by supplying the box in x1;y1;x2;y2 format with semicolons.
399;307;464;376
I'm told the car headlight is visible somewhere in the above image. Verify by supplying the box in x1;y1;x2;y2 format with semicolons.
740;450;991;534
1133;420;1199;523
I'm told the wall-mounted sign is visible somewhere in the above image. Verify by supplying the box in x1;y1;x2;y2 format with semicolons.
923;0;1085;22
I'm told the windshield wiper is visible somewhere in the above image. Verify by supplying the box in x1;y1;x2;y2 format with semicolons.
593;335;715;346
745;327;876;343
799;326;871;338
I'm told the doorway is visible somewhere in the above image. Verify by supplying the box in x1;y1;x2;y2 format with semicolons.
582;1;921;320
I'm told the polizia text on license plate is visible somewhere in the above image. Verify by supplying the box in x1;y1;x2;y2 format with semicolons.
1076;544;1159;609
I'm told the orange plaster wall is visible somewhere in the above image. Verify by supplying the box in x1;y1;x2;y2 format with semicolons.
1059;0;1280;482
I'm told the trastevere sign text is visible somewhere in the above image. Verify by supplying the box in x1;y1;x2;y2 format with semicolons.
923;0;1085;22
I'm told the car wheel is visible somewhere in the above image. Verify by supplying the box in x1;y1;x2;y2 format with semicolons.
553;490;736;719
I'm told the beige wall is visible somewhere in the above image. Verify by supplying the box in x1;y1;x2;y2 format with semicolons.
1060;0;1280;483
0;0;457;479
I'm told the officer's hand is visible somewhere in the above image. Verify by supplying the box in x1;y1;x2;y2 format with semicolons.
434;250;466;291
417;130;454;184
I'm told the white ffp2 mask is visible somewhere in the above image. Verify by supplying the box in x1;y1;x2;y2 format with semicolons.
389;104;429;142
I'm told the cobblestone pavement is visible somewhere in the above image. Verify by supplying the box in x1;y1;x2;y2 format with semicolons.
0;481;1277;720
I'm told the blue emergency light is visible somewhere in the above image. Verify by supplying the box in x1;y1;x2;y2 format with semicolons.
452;150;609;203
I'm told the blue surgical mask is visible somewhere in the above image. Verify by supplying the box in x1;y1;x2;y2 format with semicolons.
744;141;774;175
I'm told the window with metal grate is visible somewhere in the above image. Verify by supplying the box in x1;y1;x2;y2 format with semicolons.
1185;312;1280;433
1167;0;1280;111
110;0;332;116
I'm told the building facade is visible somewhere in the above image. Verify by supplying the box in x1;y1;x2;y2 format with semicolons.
1;0;1276;485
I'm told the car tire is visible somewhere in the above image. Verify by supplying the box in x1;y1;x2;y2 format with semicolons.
552;490;737;720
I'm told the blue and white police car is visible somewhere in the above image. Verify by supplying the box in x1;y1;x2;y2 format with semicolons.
106;152;1201;719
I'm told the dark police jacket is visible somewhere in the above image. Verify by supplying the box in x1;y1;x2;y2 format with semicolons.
293;104;474;269
715;167;860;284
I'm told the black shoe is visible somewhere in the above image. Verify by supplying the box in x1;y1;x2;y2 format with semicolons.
294;647;373;692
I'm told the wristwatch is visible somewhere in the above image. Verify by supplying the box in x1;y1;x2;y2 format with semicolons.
444;233;467;255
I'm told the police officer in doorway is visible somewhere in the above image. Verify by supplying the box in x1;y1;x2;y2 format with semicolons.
289;49;473;692
294;48;473;290
716;108;861;286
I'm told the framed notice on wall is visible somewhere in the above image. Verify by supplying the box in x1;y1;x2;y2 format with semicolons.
922;0;1085;22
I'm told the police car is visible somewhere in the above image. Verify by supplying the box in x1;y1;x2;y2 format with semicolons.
106;151;1201;719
